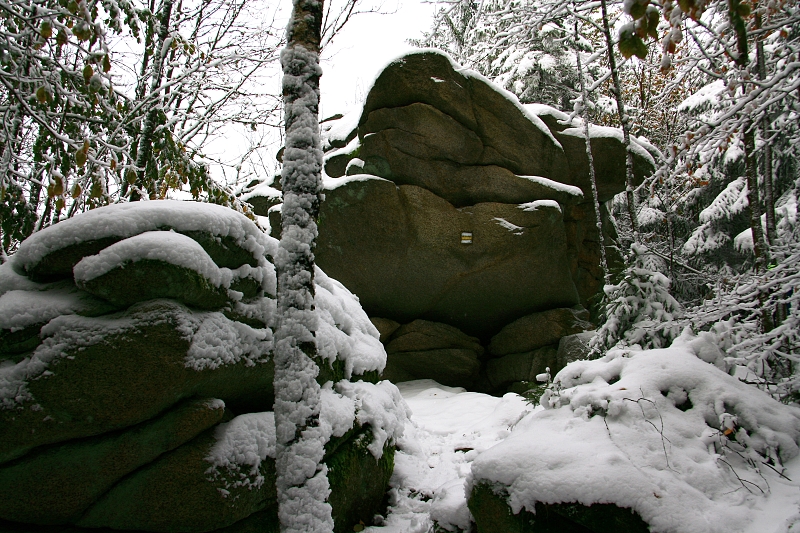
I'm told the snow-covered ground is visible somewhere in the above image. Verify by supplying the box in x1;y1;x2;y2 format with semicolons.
369;377;800;533
365;380;533;532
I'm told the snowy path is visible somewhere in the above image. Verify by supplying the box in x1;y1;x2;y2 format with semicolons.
365;380;533;532
365;379;800;533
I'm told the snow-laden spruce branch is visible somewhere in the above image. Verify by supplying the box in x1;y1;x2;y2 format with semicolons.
650;55;800;193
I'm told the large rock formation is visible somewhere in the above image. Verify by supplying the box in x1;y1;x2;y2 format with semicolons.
315;177;580;337
0;201;404;533
255;50;656;390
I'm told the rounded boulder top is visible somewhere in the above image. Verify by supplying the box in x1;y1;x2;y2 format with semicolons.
358;49;571;182
13;200;276;281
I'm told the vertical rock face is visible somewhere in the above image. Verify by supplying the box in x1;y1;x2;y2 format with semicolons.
253;50;655;389
317;178;580;339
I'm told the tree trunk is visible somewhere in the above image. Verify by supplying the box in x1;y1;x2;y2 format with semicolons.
273;0;333;530
0;106;24;193
0;23;32;195
744;125;768;271
728;0;769;271
121;0;157;200
131;0;174;201
744;123;774;333
574;20;610;286
600;0;639;240
755;11;777;246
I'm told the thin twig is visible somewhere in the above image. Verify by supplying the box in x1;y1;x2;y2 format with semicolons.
717;458;765;495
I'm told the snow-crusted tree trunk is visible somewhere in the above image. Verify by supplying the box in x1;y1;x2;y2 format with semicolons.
273;0;333;531
600;0;639;240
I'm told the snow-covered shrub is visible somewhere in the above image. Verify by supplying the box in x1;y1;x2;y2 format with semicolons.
685;241;800;403
590;243;682;356
469;334;800;533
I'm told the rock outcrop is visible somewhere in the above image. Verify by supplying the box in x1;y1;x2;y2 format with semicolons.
355;53;570;186
315;177;580;338
0;201;403;533
0;398;227;525
250;50;656;390
380;319;484;388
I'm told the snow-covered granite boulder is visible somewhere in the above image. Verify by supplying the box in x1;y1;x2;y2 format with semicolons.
527;103;658;204
14;200;268;282
0;200;406;532
71;383;405;533
466;332;800;533
0;298;279;462
262;51;655;319
257;51;656;390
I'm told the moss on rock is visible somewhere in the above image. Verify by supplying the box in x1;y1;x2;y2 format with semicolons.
327;428;394;533
0;399;226;525
468;482;650;533
78;422;275;533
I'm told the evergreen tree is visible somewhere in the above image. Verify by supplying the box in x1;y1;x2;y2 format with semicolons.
590;243;683;355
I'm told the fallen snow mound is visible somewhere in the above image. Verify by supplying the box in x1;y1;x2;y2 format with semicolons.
469;330;800;533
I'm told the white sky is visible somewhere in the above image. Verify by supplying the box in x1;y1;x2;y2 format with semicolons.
319;0;439;117
205;0;438;188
